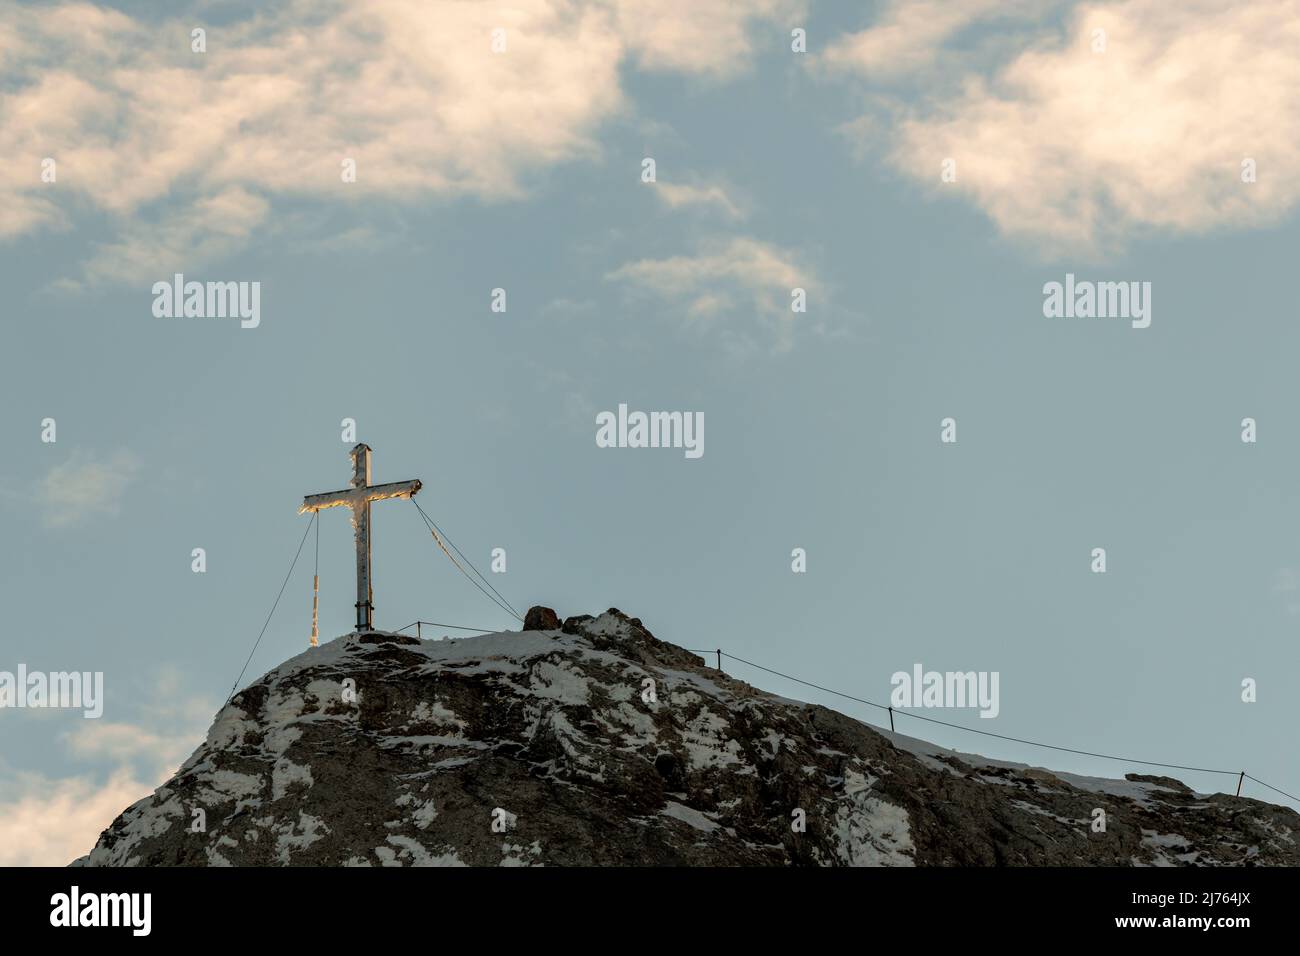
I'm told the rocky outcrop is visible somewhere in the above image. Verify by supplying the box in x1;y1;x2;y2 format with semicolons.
75;609;1300;866
522;605;560;631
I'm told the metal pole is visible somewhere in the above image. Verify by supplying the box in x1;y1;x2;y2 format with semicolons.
888;707;894;732
310;574;319;647
716;649;722;671
417;621;422;640
1236;771;1245;797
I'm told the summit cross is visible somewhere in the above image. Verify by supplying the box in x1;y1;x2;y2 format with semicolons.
300;443;422;632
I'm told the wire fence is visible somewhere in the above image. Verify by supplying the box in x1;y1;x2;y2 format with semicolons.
227;509;1300;811
395;620;503;637
678;645;1297;804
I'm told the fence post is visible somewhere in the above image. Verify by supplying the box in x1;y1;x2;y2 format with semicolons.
716;649;722;672
888;707;895;732
1236;771;1245;797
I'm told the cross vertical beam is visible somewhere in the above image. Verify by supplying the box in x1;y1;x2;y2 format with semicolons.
353;444;372;630
300;443;422;632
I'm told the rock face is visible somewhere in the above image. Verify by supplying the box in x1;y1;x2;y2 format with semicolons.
76;610;1300;866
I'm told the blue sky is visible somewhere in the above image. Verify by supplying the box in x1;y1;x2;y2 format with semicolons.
4;0;1300;864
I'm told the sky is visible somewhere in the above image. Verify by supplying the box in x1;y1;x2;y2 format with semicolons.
4;0;1300;866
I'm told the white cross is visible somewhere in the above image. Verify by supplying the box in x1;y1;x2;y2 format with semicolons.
300;443;422;632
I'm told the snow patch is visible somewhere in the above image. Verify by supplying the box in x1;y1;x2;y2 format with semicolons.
661;801;720;833
200;769;264;804
528;660;591;704
272;757;314;800
830;794;915;866
411;699;466;728
396;792;439;829
500;841;543;866
276;812;328;862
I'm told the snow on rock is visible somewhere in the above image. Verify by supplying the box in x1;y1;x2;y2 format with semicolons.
275;812;327;863
661;801;721;832
271;757;314;800
73;608;1300;867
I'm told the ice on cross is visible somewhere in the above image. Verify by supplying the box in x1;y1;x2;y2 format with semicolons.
300;443;421;632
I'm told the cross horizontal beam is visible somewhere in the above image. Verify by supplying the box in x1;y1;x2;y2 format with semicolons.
299;479;422;513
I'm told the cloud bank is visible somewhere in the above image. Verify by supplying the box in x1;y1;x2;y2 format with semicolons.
824;0;1300;253
1;0;802;282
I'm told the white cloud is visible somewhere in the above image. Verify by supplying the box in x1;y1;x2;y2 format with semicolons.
0;669;214;865
76;187;271;286
655;181;746;220
610;0;806;77
824;0;1300;253
62;721;198;765
0;768;161;866
822;0;1052;78
607;236;815;352
36;449;140;528
1;0;799;281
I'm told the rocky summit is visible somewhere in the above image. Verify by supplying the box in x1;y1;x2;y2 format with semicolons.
76;609;1300;866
